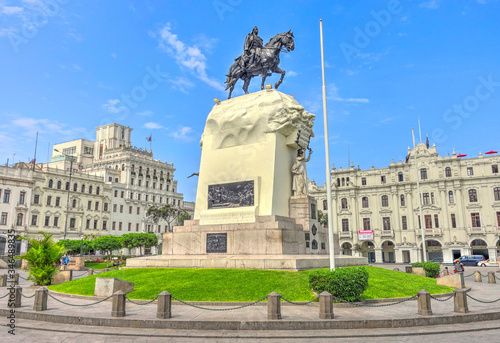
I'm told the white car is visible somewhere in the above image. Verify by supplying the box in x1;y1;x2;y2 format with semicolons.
477;259;499;267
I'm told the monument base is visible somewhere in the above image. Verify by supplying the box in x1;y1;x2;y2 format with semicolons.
125;254;367;271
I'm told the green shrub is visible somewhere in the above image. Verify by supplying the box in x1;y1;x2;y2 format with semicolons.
412;262;440;278
309;267;369;302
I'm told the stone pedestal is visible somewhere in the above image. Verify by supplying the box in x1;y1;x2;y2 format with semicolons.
319;291;334;319
454;288;469;313
95;278;134;297
417;289;432;316
111;291;126;317
67;257;85;271
267;292;281;320
157;291;172;319
51;271;72;285
33;287;48;311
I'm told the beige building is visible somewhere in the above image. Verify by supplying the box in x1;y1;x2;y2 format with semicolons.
309;143;500;264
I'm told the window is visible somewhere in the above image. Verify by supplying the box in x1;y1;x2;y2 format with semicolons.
63;146;76;155
46;196;52;206
57;181;61;189
471;213;481;228
418;215;421;229
3;190;10;203
130;192;133;199
137;207;140;215
425;215;432;229
145;195;148;202
323;199;327;211
96;187;100;195
363;218;371;230
89;186;92;194
449;191;454;204
146;181;149;188
467;167;473;176
120;205;123;213
497;212;500;227
362;177;366;186
84;146;93;155
19;191;25;204
65;182;69;190
16;213;23;226
445;167;452;177
104;203;108;211
34;194;39;204
72;199;77;208
469;189;477;202
81;184;85;193
139;180;142;187
119;222;122;231
362;197;369;208
112;221;116;230
73;183;77;192
48;179;53;188
434;214;439;228
0;212;7;225
400;194;405;207
70;218;75;228
383;217;391;231
342;219;349;232
494;187;500;201
31;215;37;226
398;172;403;182
95;202;99;211
381;176;386;184
45;216;50;227
131;178;134;185
113;204;117;212
138;194;141;201
87;201;92;210
121;191;124;198
86;219;90;229
54;217;59;227
129;206;132;214
341;198;348;209
381;195;388;207
420;168;427;180
55;197;60;206
492;165;498;174
451;214;457;228
94;220;98;230
114;190;118;197
160;184;163;190
136;223;139;232
122;164;125;171
128;223;131;231
402;216;407;230
103;221;107;230
422;193;430;206
153;183;156;189
431;192;435;204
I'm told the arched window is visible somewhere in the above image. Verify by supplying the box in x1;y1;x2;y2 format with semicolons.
346;177;350;185
72;199;77;208
494;187;500;201
398;172;403;182
154;169;157;176
81;184;85;193
341;198;348;209
336;178;340;187
167;172;170;180
16;213;23;226
323;199;327;210
445;167;452;177
420;168;427;180
341;178;345;186
88;185;92;194
381;195;389;207
121;164;125;171
57;181;61;189
65;182;69;190
362;197;369;208
131;164;135;172
48;179;53;188
160;171;163;178
146;168;150;175
73;183;77;192
139;166;143;173
96;187;100;195
400;194;405;206
115;165;118;170
469;189;477;202
449;191;454;204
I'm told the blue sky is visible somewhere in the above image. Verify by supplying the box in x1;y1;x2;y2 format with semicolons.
1;0;500;201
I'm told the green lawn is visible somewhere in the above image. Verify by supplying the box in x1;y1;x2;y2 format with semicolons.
84;262;108;270
47;266;454;301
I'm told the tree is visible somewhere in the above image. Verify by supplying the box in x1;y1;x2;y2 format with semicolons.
122;233;158;256
93;236;123;267
147;204;185;232
176;211;191;226
18;232;66;285
59;239;94;255
317;210;328;228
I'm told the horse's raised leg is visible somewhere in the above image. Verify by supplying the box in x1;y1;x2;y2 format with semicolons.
273;66;285;89
242;77;251;94
228;85;234;99
261;72;268;90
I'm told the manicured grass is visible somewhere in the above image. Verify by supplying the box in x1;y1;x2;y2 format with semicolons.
47;266;454;301
84;262;108;270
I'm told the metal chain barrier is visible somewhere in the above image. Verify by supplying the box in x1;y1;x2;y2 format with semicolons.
281;295;318;305
47;293;113;307
73;271;89;278
463;273;475;278
126;295;158;305
466;294;500;304
19;291;36;299
0;292;9;299
496;275;500;281
170;294;268;311
430;294;454;302
331;294;418;307
18;274;28;281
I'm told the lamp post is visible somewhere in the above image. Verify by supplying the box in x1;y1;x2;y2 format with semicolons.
54;149;73;240
80;234;84;257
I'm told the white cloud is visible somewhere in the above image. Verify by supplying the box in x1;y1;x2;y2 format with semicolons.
144;122;163;129
420;1;440;9
2;6;23;15
170;126;195;142
0;27;17;36
169;76;195;93
102;99;124;114
287;70;298;77
327;84;369;103
156;23;224;92
136;110;153;116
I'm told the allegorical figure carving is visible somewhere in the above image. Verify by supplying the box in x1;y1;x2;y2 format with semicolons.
291;148;312;196
225;27;295;99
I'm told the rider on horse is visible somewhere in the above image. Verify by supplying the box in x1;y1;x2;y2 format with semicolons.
243;26;263;68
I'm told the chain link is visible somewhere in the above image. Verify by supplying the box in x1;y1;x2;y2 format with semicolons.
47;293;113;307
496;275;500;281
0;292;10;299
430;294;454;302
170;294;268;311
18;275;28;281
126;295;158;305
73;271;89;278
331;294;418;307
280;295;318;305
463;273;475;278
19;291;36;299
466;294;500;304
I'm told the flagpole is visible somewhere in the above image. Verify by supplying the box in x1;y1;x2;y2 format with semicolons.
33;132;38;171
413;128;427;262
320;19;335;271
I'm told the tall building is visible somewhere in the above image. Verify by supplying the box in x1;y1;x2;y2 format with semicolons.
309;143;500;264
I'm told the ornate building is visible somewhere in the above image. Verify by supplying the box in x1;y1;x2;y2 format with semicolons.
309;143;500;264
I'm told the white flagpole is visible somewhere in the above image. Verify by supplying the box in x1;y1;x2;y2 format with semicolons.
320;19;335;271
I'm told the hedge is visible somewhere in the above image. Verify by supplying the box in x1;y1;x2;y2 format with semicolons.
309;267;369;302
411;262;440;278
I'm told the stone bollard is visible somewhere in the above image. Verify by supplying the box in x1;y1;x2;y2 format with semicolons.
459;272;466;288
69;270;73;281
393;268;400;272
103;268;109;272
454;288;469;313
33;287;48;311
9;285;22;308
474;271;482;283
405;266;412;273
157;291;172;319
318;291;334;319
9;274;19;287
87;268;94;276
417;289;432;316
267;292;281;320
488;272;496;284
111;290;126;317
0;275;6;287
13;273;20;284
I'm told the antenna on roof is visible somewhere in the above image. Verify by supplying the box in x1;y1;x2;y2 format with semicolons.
418;117;422;144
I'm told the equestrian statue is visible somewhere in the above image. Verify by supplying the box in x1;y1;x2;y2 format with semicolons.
225;27;295;99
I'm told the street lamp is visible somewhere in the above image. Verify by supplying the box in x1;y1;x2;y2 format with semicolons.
80;234;84;257
54;149;73;240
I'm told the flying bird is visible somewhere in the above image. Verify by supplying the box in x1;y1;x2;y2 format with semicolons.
187;172;199;178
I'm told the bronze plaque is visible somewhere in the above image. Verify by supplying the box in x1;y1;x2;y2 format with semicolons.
208;181;254;209
206;233;227;253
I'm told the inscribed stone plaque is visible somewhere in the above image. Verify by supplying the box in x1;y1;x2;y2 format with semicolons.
305;233;310;240
208;181;254;209
206;233;227;253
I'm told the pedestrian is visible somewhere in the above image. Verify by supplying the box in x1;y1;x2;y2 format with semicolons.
454;260;464;273
62;254;69;270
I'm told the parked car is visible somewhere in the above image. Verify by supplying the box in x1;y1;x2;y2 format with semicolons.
477;259;499;267
456;255;485;265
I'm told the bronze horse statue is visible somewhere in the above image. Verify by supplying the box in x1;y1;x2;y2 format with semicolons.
224;31;295;99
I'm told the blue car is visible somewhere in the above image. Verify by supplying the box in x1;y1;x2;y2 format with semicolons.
457;255;485;265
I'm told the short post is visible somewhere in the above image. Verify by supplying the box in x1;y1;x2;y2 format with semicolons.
405;266;412;273
9;285;22;308
68;270;73;281
318;291;334;319
33;287;48;311
267;292;281;320
87;268;94;276
474;271;482;283
0;275;6;287
417;289;432;316
13;273;20;284
459;272;465;288
488;271;496;284
157;291;172;319
454;288;469;313
111;290;126;317
9;274;19;287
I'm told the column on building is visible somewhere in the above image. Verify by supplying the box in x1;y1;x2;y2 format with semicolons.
392;189;403;263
